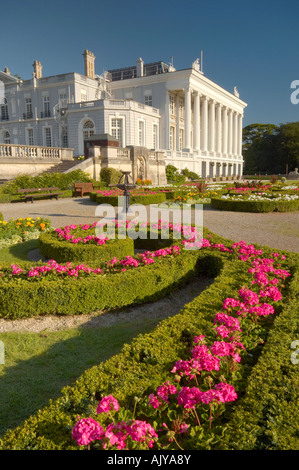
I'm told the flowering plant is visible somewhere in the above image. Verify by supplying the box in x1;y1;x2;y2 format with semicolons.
70;235;290;450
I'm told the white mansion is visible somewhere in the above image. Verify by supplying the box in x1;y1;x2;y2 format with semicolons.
0;51;247;178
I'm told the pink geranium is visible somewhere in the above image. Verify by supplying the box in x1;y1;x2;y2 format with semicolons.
97;395;120;414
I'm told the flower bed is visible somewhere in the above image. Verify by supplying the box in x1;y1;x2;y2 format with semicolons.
38;222;134;265
0;221;205;319
0;231;297;450
211;194;299;212
0;216;51;248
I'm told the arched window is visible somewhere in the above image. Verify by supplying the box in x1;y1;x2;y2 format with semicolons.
83;120;95;140
3;131;10;144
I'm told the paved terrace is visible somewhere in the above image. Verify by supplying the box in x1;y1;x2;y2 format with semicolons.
0;197;298;254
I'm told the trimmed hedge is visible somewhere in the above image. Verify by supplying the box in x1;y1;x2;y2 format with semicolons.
211;196;299;212
38;230;134;265
0;245;204;320
91;192;167;206
0;231;298;450
218;257;299;450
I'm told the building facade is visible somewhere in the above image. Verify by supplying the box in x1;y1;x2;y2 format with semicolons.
0;51;247;178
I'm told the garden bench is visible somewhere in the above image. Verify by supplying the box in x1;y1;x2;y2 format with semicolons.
17;187;65;203
73;182;94;197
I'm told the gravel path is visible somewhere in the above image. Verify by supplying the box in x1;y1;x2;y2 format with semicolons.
0;197;298;332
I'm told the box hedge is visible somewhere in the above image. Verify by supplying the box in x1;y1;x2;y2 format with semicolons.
211;196;299;212
0;231;298;450
38;230;134;265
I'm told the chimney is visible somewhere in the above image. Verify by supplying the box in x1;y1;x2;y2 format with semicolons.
136;57;144;77
33;60;42;79
83;50;95;79
4;67;11;75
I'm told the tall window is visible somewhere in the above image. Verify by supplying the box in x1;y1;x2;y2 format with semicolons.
179;99;184;118
0;98;9;121
43;96;50;117
83;120;95;140
179;129;184;151
169;126;175;151
44;127;52;147
152;124;158;149
138;120;145;146
61;127;68;147
111;118;123;146
169;95;175;115
3;131;10;144
144;95;152;106
25;98;32;118
59;93;67;108
26;128;34;145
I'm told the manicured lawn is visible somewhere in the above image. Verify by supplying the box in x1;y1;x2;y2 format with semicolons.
0;316;164;436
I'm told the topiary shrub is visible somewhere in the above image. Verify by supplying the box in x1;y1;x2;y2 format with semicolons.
100;168;123;186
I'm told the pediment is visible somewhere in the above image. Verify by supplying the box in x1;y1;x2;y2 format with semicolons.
0;70;19;84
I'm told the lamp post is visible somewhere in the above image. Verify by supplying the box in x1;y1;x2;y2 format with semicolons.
115;170;136;215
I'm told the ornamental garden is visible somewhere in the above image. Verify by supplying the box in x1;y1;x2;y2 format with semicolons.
0;170;298;451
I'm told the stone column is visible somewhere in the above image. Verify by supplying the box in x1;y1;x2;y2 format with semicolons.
228;109;233;155
202;95;208;152
222;107;228;156
209;99;215;153
216;103;222;154
184;88;191;150
193;91;200;151
165;92;170;150
238;113;243;157
233;111;238;155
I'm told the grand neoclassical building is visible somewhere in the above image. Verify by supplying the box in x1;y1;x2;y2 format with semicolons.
0;50;247;178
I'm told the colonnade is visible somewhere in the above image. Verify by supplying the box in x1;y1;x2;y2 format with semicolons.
168;89;243;158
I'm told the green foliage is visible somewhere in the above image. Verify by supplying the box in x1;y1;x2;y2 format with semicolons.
94;192;166;206
38;231;134;265
100;168;123;186
243;121;299;174
181;168;200;180
0;171;92;195
210;196;299;213
166;165;186;184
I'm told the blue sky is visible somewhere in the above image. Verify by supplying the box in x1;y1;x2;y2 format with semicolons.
1;0;299;127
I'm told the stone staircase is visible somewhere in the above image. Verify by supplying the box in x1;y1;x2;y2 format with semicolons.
38;160;80;175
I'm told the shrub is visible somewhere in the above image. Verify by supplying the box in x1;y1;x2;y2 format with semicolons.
100;168;123;186
0;170;92;195
210;197;299;213
38;230;134;265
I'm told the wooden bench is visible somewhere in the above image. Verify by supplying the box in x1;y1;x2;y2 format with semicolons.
73;182;94;197
17;187;65;203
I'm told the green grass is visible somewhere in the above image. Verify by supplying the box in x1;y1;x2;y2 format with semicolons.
0;315;166;436
0;239;39;263
0;238;165;436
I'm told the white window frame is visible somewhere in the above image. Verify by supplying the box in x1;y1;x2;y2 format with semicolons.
138;119;145;147
26;128;34;146
110;116;124;147
169;95;175;115
169;126;175;151
25;98;32;118
179;128;184;151
144;94;152;106
82;120;95;140
43;96;50;118
43;127;52;147
152;123;159;149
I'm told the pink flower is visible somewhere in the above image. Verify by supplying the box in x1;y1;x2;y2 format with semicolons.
97;395;120;414
72;417;104;446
